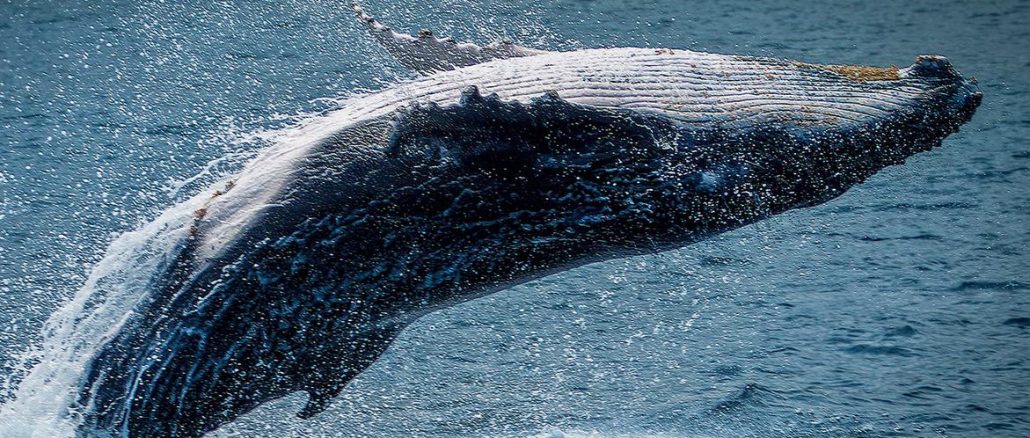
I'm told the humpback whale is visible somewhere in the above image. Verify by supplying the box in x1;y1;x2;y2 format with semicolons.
9;4;981;437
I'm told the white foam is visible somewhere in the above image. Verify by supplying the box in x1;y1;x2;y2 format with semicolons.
0;189;212;437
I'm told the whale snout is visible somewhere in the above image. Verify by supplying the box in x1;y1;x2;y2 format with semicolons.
904;55;982;123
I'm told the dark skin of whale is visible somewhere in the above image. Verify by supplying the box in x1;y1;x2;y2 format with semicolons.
76;61;980;437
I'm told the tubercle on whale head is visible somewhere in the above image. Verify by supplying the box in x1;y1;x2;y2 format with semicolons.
905;55;960;79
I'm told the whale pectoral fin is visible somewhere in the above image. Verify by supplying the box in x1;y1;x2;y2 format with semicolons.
352;2;547;74
295;327;405;420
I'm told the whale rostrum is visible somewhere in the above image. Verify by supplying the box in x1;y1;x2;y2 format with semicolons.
57;6;983;438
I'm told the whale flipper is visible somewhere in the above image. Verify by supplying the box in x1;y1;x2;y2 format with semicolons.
352;2;547;74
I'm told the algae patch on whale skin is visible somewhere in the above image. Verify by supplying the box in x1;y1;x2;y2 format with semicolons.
191;180;236;220
799;63;902;81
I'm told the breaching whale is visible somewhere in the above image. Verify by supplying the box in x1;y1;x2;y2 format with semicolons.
19;4;980;437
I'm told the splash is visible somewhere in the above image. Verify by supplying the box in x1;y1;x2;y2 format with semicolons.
0;194;202;437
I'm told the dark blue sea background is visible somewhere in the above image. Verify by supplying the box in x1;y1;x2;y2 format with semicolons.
1;0;1028;436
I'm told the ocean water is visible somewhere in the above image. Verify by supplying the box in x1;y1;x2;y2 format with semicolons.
0;0;1028;437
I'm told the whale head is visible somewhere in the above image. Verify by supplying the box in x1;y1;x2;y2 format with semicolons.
387;55;980;258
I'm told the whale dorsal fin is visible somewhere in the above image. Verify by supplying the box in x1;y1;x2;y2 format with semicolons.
352;2;547;74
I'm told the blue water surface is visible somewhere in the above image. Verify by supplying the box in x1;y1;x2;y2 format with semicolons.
1;0;1028;436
